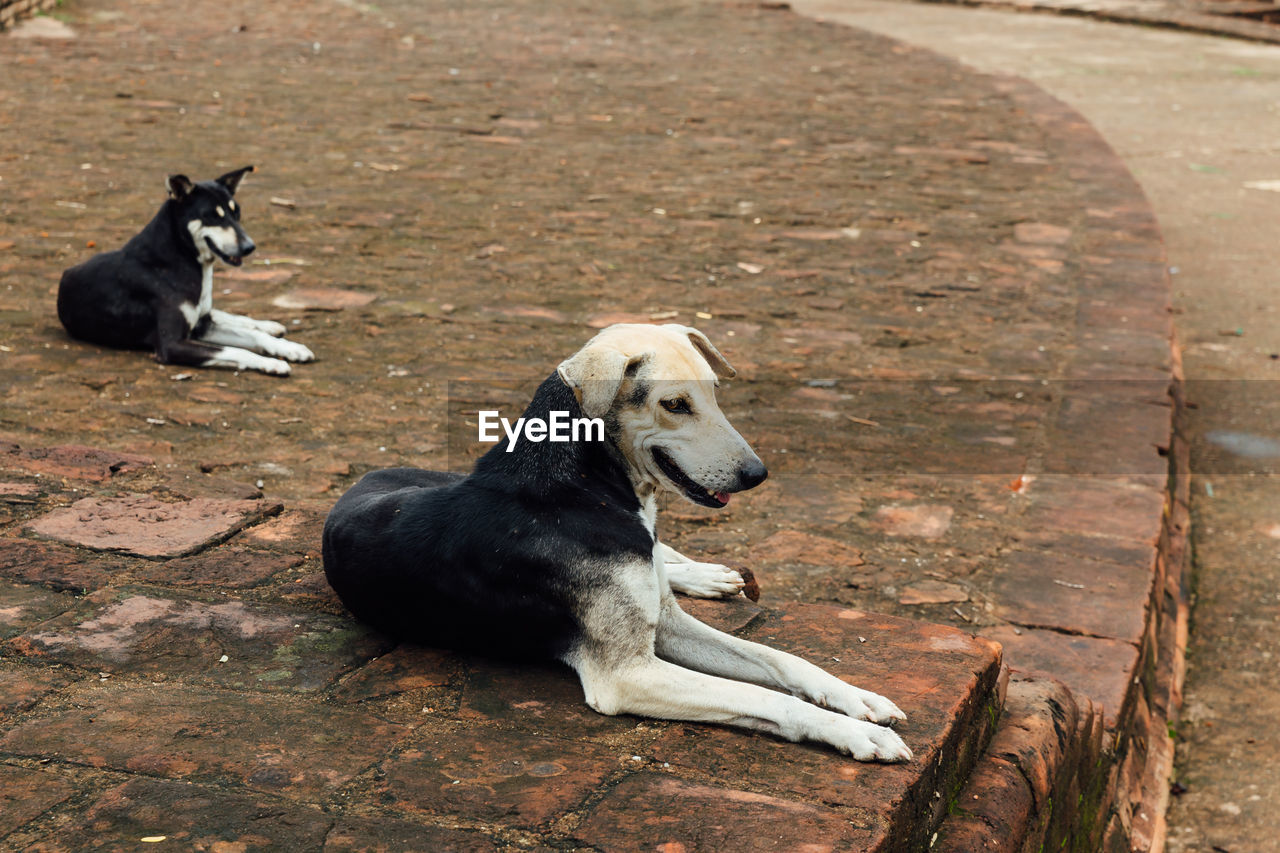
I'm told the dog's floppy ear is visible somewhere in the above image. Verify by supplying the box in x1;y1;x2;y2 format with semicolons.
215;165;256;195
558;345;644;418
166;174;194;201
682;326;737;379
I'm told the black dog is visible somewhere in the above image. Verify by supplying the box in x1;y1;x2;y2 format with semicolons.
57;166;314;375
322;324;911;761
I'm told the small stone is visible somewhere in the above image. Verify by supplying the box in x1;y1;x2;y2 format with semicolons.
871;504;954;539
898;580;969;606
1013;222;1072;245
271;288;376;311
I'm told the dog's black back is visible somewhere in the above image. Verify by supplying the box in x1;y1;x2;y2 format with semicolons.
322;375;653;660
57;168;252;351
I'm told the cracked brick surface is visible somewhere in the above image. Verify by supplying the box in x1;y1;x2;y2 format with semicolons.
0;0;1177;848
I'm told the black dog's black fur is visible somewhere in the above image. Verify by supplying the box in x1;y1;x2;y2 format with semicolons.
322;375;652;660
57;166;256;366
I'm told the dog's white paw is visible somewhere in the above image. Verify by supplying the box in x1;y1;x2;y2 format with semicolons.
829;718;913;763
256;356;293;376
264;338;315;363
817;681;907;726
252;319;288;337
666;560;745;599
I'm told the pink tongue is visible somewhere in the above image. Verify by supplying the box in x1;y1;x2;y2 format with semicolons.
716;492;731;505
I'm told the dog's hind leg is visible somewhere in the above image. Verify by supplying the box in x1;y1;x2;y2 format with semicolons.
658;542;745;599
199;318;315;363
568;646;911;762
653;594;908;727
209;308;287;338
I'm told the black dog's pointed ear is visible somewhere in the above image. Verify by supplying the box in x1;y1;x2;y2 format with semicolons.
215;165;256;195
166;174;194;200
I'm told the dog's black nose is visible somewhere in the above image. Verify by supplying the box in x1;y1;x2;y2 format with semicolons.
737;458;768;491
240;239;256;257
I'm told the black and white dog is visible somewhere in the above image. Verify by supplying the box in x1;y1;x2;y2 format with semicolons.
323;324;911;762
57;166;314;376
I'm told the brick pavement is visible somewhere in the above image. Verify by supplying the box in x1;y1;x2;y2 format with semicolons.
1;0;1181;849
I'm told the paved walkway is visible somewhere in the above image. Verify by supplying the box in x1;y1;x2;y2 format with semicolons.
2;0;1180;849
793;1;1280;849
917;0;1280;45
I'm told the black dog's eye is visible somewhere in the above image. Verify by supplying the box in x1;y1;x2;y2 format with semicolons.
660;398;692;415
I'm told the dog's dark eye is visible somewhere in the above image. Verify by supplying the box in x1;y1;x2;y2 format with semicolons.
660;398;692;415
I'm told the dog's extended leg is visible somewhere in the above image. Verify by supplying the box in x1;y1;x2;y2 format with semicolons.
155;338;292;375
209;308;287;338
659;542;745;599
152;308;291;375
199;318;315;363
569;647;911;762
653;594;907;726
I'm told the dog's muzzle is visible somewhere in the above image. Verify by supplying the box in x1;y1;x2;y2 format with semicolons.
653;447;767;508
206;236;255;267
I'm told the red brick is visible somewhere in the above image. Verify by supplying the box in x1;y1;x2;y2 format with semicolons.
0;580;78;637
378;727;619;828
235;505;328;556
749;529;865;568
981;626;1136;731
1;443;151;483
0;764;76;838
932;756;1033;853
0;663;78;716
332;643;458;704
986;676;1079;810
0;682;408;798
678;595;764;635
28;494;282;558
31;777;332;852
646;604;1002;848
11;590;392;692
1019;476;1165;544
456;659;635;738
1008;530;1156;569
0;538;123;592
990;549;1154;644
326;816;500;852
133;547;304;588
574;772;878;852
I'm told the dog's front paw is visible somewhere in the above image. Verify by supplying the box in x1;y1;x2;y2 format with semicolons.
666;560;745;599
257;356;293;376
830;718;913;763
252;319;288;337
819;681;907;726
265;338;315;363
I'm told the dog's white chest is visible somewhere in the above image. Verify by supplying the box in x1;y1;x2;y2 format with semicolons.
178;262;215;329
637;494;657;538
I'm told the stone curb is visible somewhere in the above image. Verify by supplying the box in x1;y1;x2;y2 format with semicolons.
914;0;1280;46
923;75;1187;852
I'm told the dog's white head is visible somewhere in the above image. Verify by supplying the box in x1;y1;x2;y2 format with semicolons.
557;323;767;507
